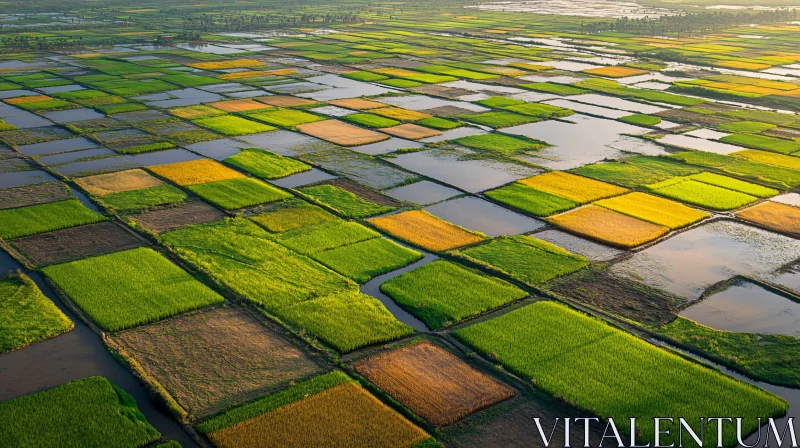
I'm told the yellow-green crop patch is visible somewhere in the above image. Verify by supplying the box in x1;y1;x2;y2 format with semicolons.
0;199;105;240
186;177;291;210
224;149;310;180
193;115;275;136
594;192;710;230
310;237;423;283
645;177;758;211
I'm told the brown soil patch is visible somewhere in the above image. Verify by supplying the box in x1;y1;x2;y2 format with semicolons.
655;109;733;127
545;268;685;326
354;340;514;426
296;119;390;147
75;169;163;196
379;123;442;140
412;85;474;99
11;221;143;266
736;201;800;236
208;99;272;112
0;182;72;210
256;95;318;107
133;201;225;233
491;76;531;86
114;306;326;418
418;105;477;117
328;98;385;110
314;65;358;75
318;178;401;207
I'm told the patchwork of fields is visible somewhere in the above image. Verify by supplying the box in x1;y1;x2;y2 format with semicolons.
2;0;800;446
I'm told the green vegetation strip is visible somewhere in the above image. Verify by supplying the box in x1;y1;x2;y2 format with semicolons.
0;274;73;354
100;185;187;212
187;177;291;210
298;184;396;218
311;237;423;283
645;177;757;211
274;220;379;255
224;149;310;180
570;156;703;188
344;113;401;128
455;301;787;447
0;199;105;240
485;183;578;217
667;151;800;189
43;247;224;332
250;201;336;233
0;376;161;448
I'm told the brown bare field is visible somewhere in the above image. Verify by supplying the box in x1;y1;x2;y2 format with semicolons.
369;210;485;251
419;105;477;117
75;169;164;196
548;205;669;248
328;98;385;110
379;123;442;140
354;340;514;426
115;307;325;417
208;382;428;448
319;179;401;207
11;221;143;266
132;201;225;233
412;85;473;99
736;201;800;236
148;159;243;186
209;99;273;112
256;95;318;107
0;182;72;210
296;119;390;146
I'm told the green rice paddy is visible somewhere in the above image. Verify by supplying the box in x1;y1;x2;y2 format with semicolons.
0;200;105;240
311;237;423;283
0;274;73;354
187;177;291;210
225;149;310;180
298;184;396;218
485;183;578;217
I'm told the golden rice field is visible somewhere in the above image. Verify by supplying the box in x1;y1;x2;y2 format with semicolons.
209;99;273;112
168;105;226;119
208;382;428;448
594;192;710;230
354;340;514;426
548;205;669;248
296;119;390;146
217;68;296;79
5;95;51;104
76;169;163;196
583;66;648;78
328;98;385;110
736;201;800;236
378;123;442;140
368;210;485;252
188;58;265;70
518;172;628;204
371;107;432;122
148;159;243;186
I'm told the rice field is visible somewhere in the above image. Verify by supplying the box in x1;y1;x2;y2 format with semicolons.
246;108;324;128
594;192;710;230
485;183;579;217
454;301;787;448
0;199;106;240
250;201;336;233
354;340;514;426
193;116;275;136
42;247;224;332
518;172;628;204
645;177;758;211
548;205;669;248
101;184;188;212
736;201;800;236
76;169;163;196
344;113;401;128
381;260;527;329
273;220;379;255
311;237;423;283
369;210;486;252
225;149;310;180
149;159;243;186
0;274;73;354
186;177;291;210
298;184;395;218
296;119;390;146
456;235;589;285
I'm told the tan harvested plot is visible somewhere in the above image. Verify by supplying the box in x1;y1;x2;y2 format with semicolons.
257;95;318;107
379;123;442;140
594;192;710;230
76;169;163;196
149;159;243;186
354;340;514;426
519;172;627;203
209;99;273;112
736;201;800;236
208;382;428;448
115;307;323;417
549;205;669;248
369;210;485;251
296;119;389;146
583;66;648;78
329;98;385;110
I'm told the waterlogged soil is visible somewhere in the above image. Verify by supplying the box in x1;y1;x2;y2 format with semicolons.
425;196;544;237
301;148;416;190
239;130;338;156
11;221;143;266
0;170;57;189
533;229;623;262
317;178;401;207
0;181;72;210
611;221;800;300
386;180;461;205
680;280;800;337
349;137;423;156
17;137;98;157
545;268;687;326
132;201;225;233
269;168;337;189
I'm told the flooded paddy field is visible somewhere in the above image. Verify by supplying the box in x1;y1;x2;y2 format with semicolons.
2;1;800;446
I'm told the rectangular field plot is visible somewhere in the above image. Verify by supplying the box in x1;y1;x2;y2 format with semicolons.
161;218;353;311
42;247;224;332
548;205;669;248
132;201;225;234
667;151;800;190
273;220;379;255
246;107;324;128
369;210;486;252
296;120;390;147
149;158;243;186
250;200;336;233
115;306;325;417
224;149;310;180
298;183;396;218
0;182;73;210
594;192;710;230
0;376;161;448
454;301;787;448
688;172;778;198
645;177;758;211
611;221;800;299
736;201;800;236
187;177;291;210
100;184;188;213
354;340;514;426
485;183;579;217
518;171;627;204
200;372;430;448
193;115;275;136
0;199;105;240
381;260;527;329
1;274;72;353
456;235;588;285
311;237;423;283
75;169;163;196
11;221;143;266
